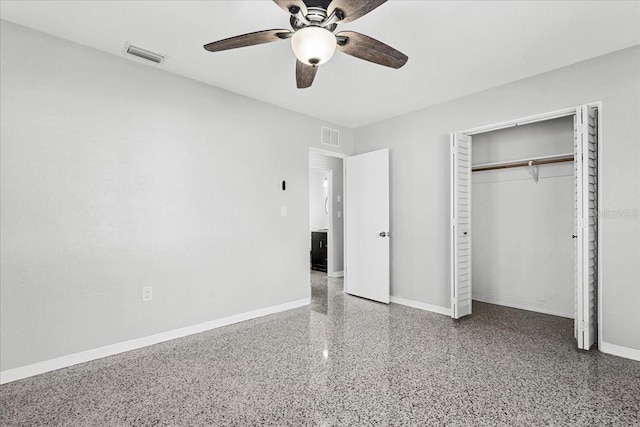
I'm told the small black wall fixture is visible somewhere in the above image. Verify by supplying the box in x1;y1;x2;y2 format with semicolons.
282;180;286;191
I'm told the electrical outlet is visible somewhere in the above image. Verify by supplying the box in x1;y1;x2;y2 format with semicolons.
142;286;152;302
280;205;287;216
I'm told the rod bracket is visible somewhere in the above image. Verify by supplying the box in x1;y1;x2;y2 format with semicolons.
528;160;539;183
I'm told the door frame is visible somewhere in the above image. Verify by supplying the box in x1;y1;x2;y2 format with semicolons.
452;102;603;349
309;166;333;274
309;147;347;278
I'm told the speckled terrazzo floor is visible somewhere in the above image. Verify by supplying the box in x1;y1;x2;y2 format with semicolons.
1;272;639;426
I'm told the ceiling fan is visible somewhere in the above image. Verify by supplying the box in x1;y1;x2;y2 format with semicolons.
203;0;408;89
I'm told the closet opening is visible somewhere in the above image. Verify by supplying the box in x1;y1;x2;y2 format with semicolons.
450;104;601;351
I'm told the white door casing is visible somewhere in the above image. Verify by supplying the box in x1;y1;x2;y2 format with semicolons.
450;133;472;319
344;149;390;304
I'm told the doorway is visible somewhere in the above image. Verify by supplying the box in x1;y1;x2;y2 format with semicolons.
309;149;346;314
309;167;331;273
309;149;345;279
450;104;601;351
309;147;392;307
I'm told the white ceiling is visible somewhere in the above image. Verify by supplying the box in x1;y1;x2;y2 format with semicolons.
1;1;639;128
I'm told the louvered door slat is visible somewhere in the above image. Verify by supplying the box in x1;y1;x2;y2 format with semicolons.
575;105;598;350
450;133;472;319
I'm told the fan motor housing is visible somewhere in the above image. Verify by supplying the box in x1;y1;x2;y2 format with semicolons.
290;7;338;32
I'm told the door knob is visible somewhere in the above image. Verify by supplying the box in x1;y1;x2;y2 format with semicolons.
379;231;387;237
572;234;577;239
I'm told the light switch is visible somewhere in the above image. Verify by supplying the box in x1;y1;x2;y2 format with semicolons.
337;211;342;219
281;205;287;216
337;195;341;203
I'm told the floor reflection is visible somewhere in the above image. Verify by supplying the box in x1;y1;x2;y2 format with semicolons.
304;270;640;425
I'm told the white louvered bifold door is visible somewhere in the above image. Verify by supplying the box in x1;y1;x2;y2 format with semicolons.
450;133;472;319
574;105;598;350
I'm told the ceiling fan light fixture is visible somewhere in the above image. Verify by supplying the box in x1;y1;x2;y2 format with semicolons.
291;26;337;66
203;0;408;88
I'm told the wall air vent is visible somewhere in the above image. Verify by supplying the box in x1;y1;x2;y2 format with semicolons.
321;126;339;148
124;43;166;64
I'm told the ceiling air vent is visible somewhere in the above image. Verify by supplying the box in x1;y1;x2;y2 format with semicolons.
321;126;339;148
124;43;166;64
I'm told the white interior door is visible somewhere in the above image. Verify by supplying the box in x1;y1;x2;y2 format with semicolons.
574;105;598;350
345;149;390;304
450;133;472;319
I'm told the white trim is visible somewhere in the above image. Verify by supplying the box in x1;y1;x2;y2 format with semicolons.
600;342;640;362
390;296;451;316
327;169;333;276
472;295;573;319
309;146;348;159
343;156;349;295
0;298;310;385
328;270;344;278
592;101;603;350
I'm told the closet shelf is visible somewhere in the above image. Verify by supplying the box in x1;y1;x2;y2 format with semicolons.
472;153;574;172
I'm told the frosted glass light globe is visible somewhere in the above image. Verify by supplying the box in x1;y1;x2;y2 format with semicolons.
291;26;337;66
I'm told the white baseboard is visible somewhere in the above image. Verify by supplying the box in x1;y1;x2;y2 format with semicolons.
600;341;640;361
0;298;310;385
472;294;573;319
390;296;451;316
328;270;344;278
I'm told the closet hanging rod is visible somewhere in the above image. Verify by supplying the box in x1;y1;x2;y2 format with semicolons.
472;153;574;172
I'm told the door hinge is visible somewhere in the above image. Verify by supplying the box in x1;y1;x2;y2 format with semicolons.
579;321;587;331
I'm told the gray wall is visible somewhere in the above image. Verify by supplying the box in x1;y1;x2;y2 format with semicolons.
472;118;575;318
0;21;353;371
354;46;640;350
472;117;574;164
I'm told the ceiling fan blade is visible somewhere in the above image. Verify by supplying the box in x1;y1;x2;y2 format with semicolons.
336;31;408;69
273;0;308;16
328;0;387;23
204;29;291;53
296;60;318;89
